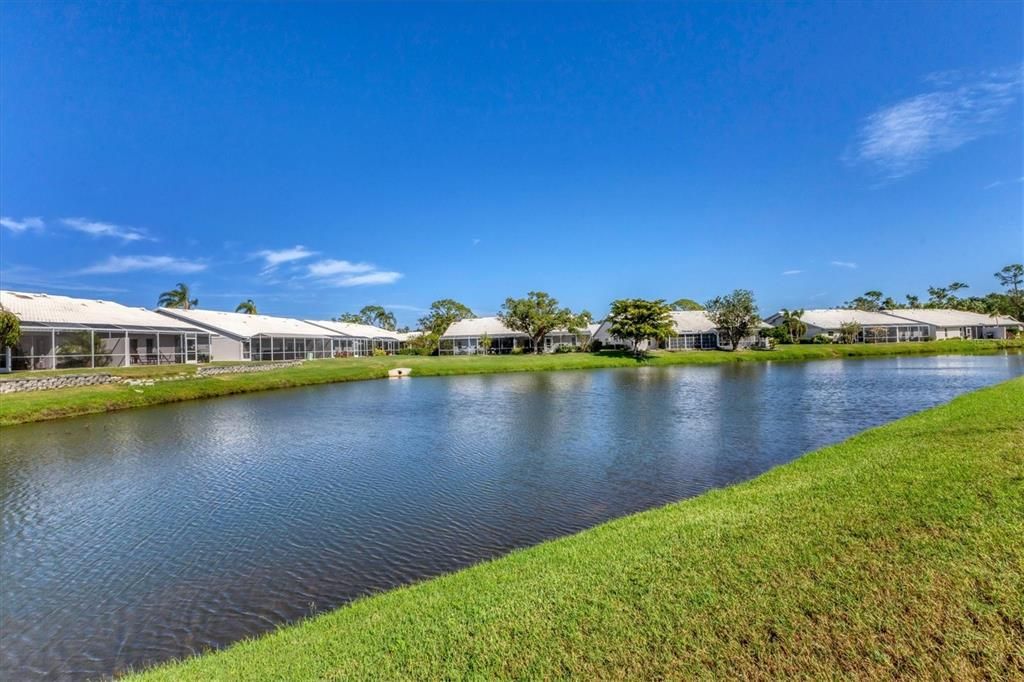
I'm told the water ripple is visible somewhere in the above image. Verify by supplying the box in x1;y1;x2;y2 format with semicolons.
1;354;1021;679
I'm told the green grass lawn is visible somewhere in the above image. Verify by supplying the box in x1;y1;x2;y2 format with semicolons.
1;338;1021;426
132;377;1024;680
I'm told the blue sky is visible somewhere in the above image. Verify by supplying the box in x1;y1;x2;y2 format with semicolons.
1;2;1022;326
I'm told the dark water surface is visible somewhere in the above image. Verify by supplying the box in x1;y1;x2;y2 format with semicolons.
2;354;1022;679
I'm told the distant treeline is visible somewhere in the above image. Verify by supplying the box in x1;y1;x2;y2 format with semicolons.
843;264;1023;320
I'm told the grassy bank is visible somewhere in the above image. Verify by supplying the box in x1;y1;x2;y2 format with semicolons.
1;338;1021;426
134;377;1024;680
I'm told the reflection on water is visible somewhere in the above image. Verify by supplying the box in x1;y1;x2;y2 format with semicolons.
1;353;1021;679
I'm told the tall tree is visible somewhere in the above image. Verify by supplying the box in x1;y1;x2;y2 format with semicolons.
607;298;674;355
408;299;475;355
498;291;587;354
358;305;397;331
705;289;760;352
157;283;198;309
417;299;475;337
670;298;704;311
235;299;258;315
778;308;806;343
995;263;1024;321
905;294;921;308
334;306;398;330
844;291;884;312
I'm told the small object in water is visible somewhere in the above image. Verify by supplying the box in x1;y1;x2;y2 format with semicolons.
388;367;412;379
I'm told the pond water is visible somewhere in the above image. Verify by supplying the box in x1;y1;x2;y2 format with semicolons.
2;354;1022;679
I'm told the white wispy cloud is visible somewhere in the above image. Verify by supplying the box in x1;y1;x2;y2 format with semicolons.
253;245;317;272
383;303;428;312
847;65;1023;179
830;260;858;269
307;259;375;277
304;257;402;287
331;271;403;287
62;217;151;241
80;255;207;274
1;216;44;233
782;269;802;276
984;176;1024;190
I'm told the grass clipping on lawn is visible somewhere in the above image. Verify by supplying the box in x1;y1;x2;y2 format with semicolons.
135;377;1024;680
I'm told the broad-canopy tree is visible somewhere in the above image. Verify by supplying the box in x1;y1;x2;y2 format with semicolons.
607;298;674;355
413;299;475;355
334;306;398;330
705;289;760;352
778;308;806;343
235;299;258;315
157;283;198;309
0;305;21;351
926;282;970;309
838;321;862;344
498;291;589;354
669;298;704;311
360;305;397;331
418;299;475;337
844;290;884;312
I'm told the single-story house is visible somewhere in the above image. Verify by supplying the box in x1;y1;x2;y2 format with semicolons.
883;309;1021;340
439;317;599;354
157;307;344;361
1;290;209;371
593;311;767;351
764;309;931;343
766;308;1022;343
305;320;405;355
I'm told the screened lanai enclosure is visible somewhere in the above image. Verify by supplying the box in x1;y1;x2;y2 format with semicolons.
1;291;210;372
857;324;932;343
305;320;404;356
10;326;211;370
244;335;341;361
663;332;720;350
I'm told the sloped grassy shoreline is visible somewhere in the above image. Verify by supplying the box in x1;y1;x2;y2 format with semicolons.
133;377;1024;680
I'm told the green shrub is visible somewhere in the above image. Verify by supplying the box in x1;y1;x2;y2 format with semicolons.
590;339;604;352
510;347;524;355
554;344;575;354
812;334;832;344
761;326;790;345
372;348;388;357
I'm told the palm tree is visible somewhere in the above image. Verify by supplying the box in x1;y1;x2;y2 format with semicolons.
779;308;806;343
158;283;198;309
235;299;258;315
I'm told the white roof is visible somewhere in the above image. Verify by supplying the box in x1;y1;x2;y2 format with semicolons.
305;319;404;340
158;307;342;339
441;316;525;338
883;308;1021;327
669;311;719;333
440;316;599;339
1;290;200;331
784;309;913;329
